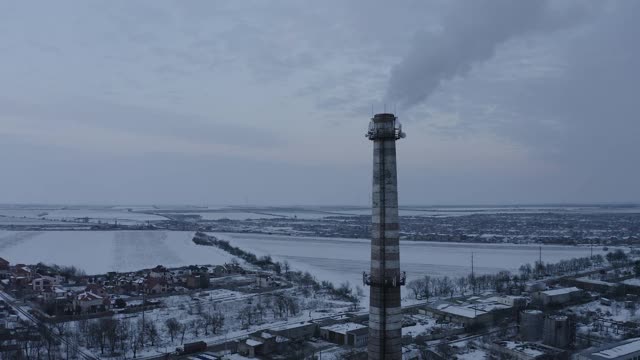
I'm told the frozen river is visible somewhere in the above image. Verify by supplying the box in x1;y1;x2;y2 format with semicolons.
0;231;235;274
215;233;608;289
0;230;608;288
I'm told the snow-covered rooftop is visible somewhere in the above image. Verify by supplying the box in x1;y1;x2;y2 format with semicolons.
589;337;640;359
320;322;367;335
622;278;640;287
441;305;487;319
576;276;617;287
245;339;263;347
542;287;581;296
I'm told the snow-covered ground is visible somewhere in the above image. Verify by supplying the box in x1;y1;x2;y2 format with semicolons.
188;212;281;220
0;231;236;274
0;206;167;225
214;232;609;297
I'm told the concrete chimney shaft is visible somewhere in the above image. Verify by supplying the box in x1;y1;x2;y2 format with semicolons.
365;113;405;360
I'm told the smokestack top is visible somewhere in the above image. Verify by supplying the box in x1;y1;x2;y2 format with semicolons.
367;113;405;140
372;113;397;123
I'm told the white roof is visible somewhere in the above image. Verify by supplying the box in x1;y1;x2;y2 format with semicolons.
542;287;581;296
270;321;312;331
577;277;617;287
592;338;640;359
622;278;640;287
320;322;367;335
441;305;487;319
245;339;263;347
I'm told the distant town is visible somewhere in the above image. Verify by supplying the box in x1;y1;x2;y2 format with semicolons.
2;205;640;246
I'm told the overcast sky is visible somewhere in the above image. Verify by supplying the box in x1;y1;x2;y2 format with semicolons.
0;1;638;206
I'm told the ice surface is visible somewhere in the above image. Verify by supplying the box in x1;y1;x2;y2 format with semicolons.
0;231;236;274
214;232;608;298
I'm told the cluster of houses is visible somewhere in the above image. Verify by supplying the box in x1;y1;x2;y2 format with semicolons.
0;257;245;315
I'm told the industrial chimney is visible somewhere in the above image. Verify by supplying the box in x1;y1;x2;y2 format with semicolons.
364;113;405;360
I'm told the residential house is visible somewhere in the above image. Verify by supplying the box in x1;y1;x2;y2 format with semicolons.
185;272;209;289
32;276;56;292
146;277;169;294
149;265;169;279
0;257;9;271
85;284;109;298
14;264;33;281
74;291;109;314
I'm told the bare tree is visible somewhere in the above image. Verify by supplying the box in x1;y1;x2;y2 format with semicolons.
407;278;426;299
179;321;188;344
165;318;181;343
143;320;159;347
190;319;203;338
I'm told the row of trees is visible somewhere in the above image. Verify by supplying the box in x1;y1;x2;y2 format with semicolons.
407;252;626;300
518;254;605;280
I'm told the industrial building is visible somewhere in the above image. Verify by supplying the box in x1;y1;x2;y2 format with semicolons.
423;298;513;328
574;337;640;360
319;322;368;347
533;287;583;306
543;315;574;349
489;341;567;360
520;310;544;341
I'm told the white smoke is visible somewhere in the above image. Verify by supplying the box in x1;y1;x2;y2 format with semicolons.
386;0;585;109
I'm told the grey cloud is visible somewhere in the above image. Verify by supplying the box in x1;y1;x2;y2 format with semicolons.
0;98;284;149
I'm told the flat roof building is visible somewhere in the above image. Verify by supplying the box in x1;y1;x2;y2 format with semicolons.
575;337;640;360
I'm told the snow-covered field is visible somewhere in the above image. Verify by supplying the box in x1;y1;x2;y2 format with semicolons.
0;206;167;225
215;233;609;293
189;212;281;220
2;204;638;224
0;231;236;274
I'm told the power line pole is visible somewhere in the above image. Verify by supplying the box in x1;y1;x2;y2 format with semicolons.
141;289;146;346
471;252;475;295
539;246;542;266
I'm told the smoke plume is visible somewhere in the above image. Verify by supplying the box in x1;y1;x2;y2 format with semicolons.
386;0;571;109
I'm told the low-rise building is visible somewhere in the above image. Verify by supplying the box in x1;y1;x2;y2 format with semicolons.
73;291;109;313
319;322;368;346
575;337;640;360
145;277;169;294
423;300;511;328
237;331;288;358
622;278;640;295
497;295;528;308
0;257;9;271
268;322;317;341
32;276;55;292
533;287;583;306
489;341;566;360
572;276;620;294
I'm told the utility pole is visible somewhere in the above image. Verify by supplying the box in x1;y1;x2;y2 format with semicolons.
141;289;146;346
471;252;475;295
539;246;542;266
